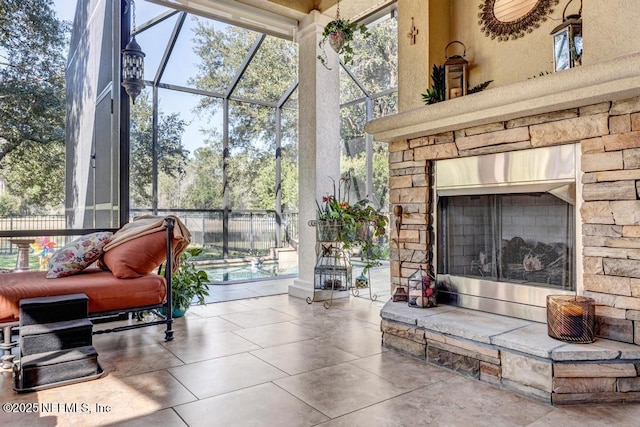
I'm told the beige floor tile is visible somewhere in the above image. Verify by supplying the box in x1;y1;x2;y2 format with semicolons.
168;352;288;399
527;403;640;427
98;343;184;377
234;293;299;310
290;312;373;336
92;325;166;353
320;375;555;427
112;408;188;426
251;339;358;375
169;315;243;337
174;382;329;427
220;308;296;328
27;370;196;427
162;331;261;364
314;326;387;358
187;300;255;317
274;362;408;418
233;321;318;347
348;351;457;390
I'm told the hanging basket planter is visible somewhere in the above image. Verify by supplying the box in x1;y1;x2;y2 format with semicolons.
317;19;370;69
328;31;346;53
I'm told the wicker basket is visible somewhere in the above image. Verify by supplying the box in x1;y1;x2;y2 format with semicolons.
547;295;595;343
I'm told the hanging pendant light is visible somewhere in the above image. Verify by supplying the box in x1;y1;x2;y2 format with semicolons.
122;0;145;104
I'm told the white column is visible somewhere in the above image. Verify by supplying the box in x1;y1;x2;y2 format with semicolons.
289;11;346;301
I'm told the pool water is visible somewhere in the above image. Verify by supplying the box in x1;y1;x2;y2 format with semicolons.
201;260;298;284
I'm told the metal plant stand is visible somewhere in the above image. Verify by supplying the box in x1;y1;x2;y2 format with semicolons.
307;220;352;309
351;268;377;301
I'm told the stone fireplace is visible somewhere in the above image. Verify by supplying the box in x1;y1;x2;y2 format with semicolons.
365;53;640;404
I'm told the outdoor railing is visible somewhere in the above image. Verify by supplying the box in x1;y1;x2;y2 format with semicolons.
131;209;299;256
0;210;298;259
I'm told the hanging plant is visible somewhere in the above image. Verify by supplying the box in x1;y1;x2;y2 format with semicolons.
317;2;370;70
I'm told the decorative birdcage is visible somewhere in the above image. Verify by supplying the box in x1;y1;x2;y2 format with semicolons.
314;244;352;291
408;265;437;308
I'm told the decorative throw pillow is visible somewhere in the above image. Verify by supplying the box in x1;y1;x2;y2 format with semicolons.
46;232;113;279
101;231;174;279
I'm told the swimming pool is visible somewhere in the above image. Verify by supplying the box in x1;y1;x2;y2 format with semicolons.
201;260;298;285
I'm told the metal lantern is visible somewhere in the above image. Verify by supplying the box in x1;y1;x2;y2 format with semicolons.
121;0;145;103
408;265;437;308
444;41;468;100
314;244;352;291
122;35;145;103
550;0;582;72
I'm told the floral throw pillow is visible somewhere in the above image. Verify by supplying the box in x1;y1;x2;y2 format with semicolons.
46;232;113;279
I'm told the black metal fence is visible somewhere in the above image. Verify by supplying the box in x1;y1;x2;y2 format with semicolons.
131;209;299;256
0;210;299;258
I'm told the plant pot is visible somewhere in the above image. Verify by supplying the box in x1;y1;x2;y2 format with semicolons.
317;220;342;241
172;305;188;318
329;31;346;53
159;305;189;318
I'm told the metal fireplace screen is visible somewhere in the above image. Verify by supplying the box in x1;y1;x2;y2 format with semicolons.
438;192;574;291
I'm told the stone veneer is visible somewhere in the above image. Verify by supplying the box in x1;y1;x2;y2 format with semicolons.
389;95;640;345
382;302;640;405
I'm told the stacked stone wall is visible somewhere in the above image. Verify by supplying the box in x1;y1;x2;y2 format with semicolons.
388;95;640;344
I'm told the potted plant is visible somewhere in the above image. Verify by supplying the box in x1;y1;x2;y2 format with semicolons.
168;247;210;317
317;18;370;69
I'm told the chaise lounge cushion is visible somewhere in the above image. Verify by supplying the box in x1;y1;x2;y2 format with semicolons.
46;232;113;279
100;215;190;279
101;231;176;279
0;268;166;323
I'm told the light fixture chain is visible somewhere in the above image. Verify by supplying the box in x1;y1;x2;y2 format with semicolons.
336;0;340;20
132;0;137;32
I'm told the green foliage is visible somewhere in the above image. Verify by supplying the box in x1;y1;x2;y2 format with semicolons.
171;248;210;311
422;64;493;105
421;64;446;105
0;194;20;216
317;19;371;69
0;0;68;211
188;21;299;210
182;136;224;209
130;92;189;208
468;80;494;94
253;154;298;210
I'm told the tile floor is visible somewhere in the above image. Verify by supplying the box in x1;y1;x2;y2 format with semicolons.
1;267;640;426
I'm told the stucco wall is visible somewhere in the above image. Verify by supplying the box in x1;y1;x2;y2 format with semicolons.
397;0;640;113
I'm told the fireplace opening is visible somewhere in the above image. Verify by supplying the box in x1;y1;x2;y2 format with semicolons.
434;144;578;322
437;192;575;291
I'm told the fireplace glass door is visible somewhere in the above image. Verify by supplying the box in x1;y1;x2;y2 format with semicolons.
438;192;574;291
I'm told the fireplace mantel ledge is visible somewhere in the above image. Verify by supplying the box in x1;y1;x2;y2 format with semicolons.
365;52;640;143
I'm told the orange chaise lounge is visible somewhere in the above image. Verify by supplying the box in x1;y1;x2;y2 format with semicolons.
0;216;190;360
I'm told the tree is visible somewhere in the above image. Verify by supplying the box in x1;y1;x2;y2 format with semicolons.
182;130;224;209
0;0;68;210
339;16;397;212
129;92;189;208
189;20;298;210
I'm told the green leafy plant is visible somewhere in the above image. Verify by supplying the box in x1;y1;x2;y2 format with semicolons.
170;247;210;313
317;19;370;69
421;64;446;104
421;64;493;105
